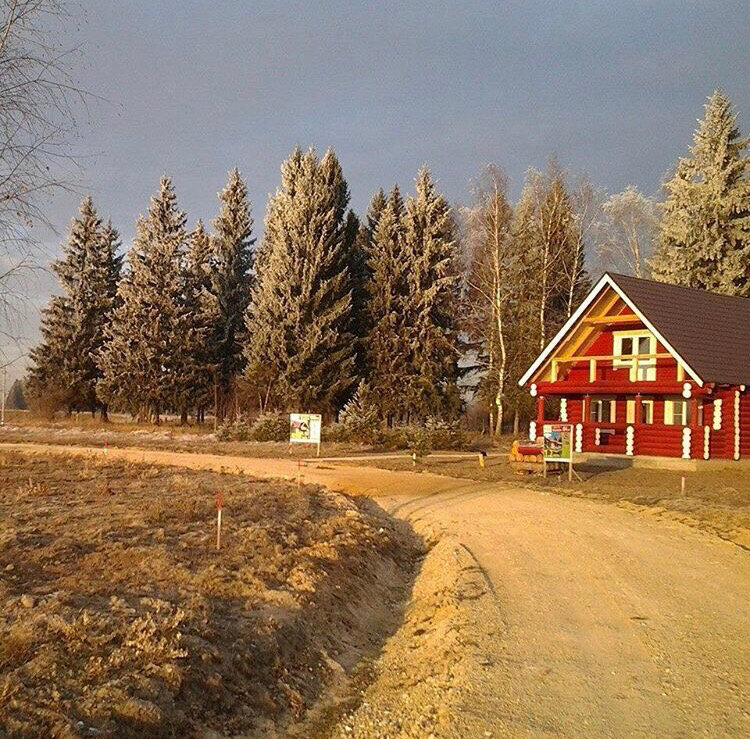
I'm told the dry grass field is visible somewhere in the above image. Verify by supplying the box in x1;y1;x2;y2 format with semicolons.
0;450;422;737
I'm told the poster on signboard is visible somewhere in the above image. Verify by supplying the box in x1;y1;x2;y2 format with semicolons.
543;423;572;461
289;413;322;447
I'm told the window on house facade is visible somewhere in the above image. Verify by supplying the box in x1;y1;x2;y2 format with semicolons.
613;331;656;381
626;398;654;424
590;398;616;423
664;398;688;426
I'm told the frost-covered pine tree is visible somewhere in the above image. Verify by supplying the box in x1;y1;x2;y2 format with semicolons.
650;90;750;294
27;197;121;416
351;188;386;373
176;220;218;423
98;177;188;423
402;168;461;420
244;147;356;414
210;169;254;418
364;185;411;419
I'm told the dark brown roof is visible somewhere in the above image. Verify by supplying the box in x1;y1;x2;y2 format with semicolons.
609;273;750;385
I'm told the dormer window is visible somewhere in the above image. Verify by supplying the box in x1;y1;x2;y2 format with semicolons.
613;331;656;381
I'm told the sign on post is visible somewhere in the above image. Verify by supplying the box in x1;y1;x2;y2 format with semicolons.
289;413;322;457
543;423;574;481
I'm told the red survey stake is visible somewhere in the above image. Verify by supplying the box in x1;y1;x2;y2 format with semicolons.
216;490;223;550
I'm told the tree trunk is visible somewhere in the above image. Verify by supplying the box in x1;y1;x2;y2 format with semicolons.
180;408;188;425
513;408;520;435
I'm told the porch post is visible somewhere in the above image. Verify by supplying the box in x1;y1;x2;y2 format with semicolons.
536;396;545;436
634;393;642;426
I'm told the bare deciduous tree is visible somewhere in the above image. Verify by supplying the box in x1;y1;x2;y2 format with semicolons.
0;0;85;348
461;164;515;434
597;186;657;278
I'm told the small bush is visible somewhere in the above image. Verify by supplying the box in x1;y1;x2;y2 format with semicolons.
215;418;253;441
405;427;432;459
322;422;351;443
215;413;289;442
249;412;289;442
339;382;380;443
424;417;467;450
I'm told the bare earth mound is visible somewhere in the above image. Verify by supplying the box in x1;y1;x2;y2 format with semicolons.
0;451;421;737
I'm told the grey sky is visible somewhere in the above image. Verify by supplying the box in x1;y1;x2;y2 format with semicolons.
5;0;750;382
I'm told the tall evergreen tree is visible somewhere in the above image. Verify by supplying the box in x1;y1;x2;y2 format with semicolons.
351;188;386;373
651;90;750;293
364;185;410;419
177;220;218;423
98;177;188;423
244;147;356;414
401;168;462;420
27;197;121;416
211;169;254;418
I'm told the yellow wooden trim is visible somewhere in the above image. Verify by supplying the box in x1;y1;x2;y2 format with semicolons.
558;352;671;362
613;328;655;338
677;364;684;382
581;314;639;325
589;358;596;383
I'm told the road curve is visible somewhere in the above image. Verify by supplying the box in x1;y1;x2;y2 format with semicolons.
2;442;748;737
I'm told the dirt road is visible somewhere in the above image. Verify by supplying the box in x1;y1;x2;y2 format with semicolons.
3;442;749;737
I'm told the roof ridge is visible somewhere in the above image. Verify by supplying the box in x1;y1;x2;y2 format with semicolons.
606;272;750;303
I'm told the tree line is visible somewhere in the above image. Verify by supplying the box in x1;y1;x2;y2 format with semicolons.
27;90;750;431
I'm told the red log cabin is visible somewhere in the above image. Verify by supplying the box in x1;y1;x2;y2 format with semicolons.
519;273;750;460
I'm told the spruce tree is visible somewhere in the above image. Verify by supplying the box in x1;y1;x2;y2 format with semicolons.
244;147;356;414
651;90;750;293
364;185;410;419
27;197;120;416
211;169;254;418
351;188;386;373
176;221;217;423
402;168;461;420
98;177;188;423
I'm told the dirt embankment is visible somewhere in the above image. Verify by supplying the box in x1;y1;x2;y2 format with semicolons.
0;451;423;737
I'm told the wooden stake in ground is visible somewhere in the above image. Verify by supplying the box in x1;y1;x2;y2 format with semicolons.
216;490;223;550
681;475;686;495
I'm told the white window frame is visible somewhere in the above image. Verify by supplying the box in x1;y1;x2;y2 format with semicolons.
613;330;656;381
664;398;688;426
590;397;616;423
641;399;654;424
626;398;654;424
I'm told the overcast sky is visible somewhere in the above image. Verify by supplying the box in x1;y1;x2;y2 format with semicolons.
5;0;750;382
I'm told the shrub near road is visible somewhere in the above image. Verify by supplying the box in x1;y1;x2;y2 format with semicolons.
0;452;421;737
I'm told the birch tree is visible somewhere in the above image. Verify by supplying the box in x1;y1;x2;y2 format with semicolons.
597;186;657;278
461;164;515;434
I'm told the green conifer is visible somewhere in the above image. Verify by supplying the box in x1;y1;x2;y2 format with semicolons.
211;169;255;418
98;177;187;423
651;90;750;293
244;147;356;414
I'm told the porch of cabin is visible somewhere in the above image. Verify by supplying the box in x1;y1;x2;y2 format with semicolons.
530;390;744;460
